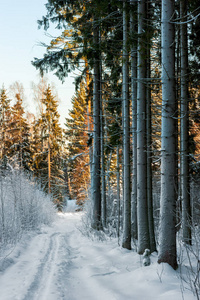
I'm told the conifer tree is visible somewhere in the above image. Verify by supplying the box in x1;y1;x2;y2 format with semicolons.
65;81;90;205
158;0;178;270
0;88;12;160
137;0;150;254
130;0;138;241
180;0;192;245
33;86;64;208
9;93;33;170
122;0;131;250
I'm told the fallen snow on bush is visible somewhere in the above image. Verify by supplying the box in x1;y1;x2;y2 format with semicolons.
0;171;56;252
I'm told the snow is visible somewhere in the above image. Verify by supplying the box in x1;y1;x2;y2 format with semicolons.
0;211;197;300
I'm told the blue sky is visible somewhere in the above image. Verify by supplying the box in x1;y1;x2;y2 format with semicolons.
0;0;75;125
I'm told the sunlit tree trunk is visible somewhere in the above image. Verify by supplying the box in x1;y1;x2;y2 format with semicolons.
85;60;93;186
158;0;177;270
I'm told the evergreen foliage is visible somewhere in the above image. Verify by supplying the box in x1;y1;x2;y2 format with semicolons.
0;88;12;160
65;81;90;205
33;86;65;209
9;93;33;170
0;0;200;272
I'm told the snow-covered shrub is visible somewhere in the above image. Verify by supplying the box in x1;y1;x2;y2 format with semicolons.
178;225;200;299
142;249;151;266
191;178;200;226
0;171;56;247
79;197;117;241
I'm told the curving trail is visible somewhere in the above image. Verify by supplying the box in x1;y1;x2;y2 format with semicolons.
0;213;81;300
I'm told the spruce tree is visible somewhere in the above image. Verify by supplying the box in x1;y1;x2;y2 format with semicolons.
158;0;177;270
33;86;64;209
180;0;192;245
0;88;12;160
65;81;90;205
9;93;33;170
137;0;150;254
122;0;131;250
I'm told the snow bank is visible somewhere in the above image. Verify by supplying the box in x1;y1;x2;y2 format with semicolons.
0;171;56;251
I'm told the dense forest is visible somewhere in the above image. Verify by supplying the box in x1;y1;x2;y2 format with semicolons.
1;0;200;275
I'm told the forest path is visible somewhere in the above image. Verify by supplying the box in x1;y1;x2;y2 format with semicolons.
0;213;122;300
0;213;196;300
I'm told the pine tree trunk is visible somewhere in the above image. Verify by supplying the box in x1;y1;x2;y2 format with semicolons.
146;53;156;253
130;0;138;240
92;16;102;230
85;60;93;187
180;0;191;244
106;151;112;208
48;133;51;195
146;3;156;253
117;145;121;239
137;0;150;254
122;0;131;250
64;163;71;200
158;0;178;269
100;62;107;229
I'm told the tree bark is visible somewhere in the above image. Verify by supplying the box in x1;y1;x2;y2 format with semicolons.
146;2;156;253
158;0;178;269
122;0;131;250
100;61;107;229
48;133;51;195
180;0;191;244
137;0;150;254
85;60;93;187
117;145;121;240
92;16;102;230
130;0;138;241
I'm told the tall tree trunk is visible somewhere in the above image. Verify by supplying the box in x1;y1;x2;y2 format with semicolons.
85;60;93;187
64;162;71;200
117;145;121;240
158;0;178;270
175;4;181;231
100;62;107;229
92;16;102;230
48;134;51;195
122;0;131;250
130;0;138;240
137;0;150;254
146;2;156;253
180;0;191;244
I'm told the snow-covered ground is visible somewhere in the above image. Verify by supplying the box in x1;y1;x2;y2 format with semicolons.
0;210;197;300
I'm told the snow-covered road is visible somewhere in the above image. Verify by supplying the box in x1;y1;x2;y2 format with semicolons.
0;212;196;300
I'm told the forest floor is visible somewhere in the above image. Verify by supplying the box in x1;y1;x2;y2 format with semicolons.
0;208;197;300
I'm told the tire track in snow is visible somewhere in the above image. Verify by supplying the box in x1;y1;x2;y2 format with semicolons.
22;232;60;300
